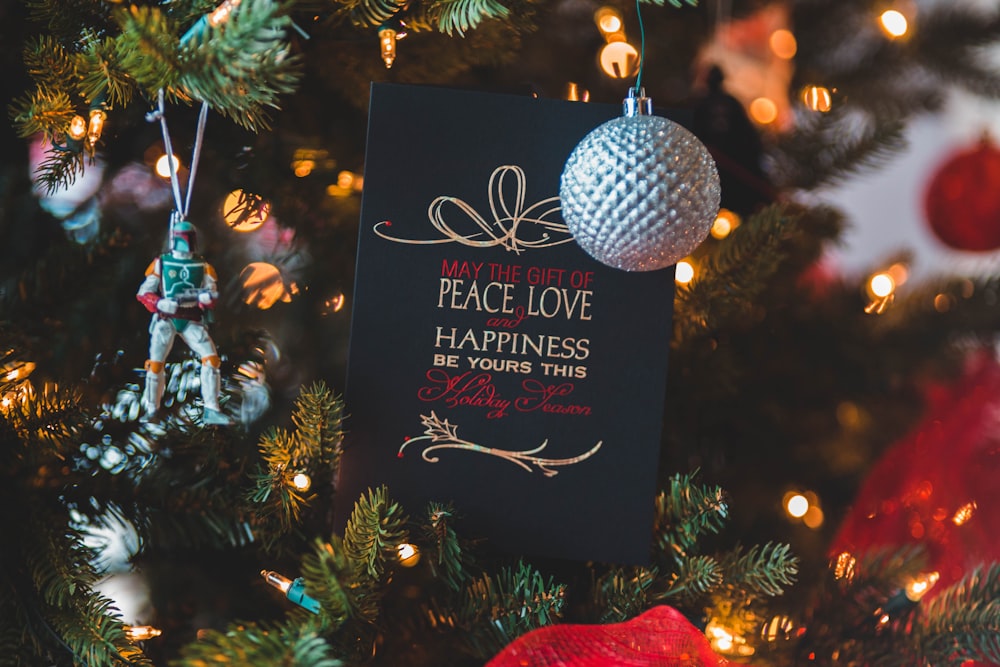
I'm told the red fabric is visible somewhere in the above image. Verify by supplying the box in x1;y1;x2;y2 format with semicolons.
923;138;1000;251
832;350;1000;595
486;606;729;667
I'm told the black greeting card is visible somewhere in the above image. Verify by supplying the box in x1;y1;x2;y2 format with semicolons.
337;83;675;564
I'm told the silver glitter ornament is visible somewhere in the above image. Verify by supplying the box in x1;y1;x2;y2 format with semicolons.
560;89;721;271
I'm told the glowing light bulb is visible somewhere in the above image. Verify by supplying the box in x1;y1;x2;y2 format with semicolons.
125;625;162;641
261;570;320;613
674;260;695;285
87;109;106;147
769;29;797;59
711;209;740;239
397;542;421;567
905;571;939;601
209;0;241;26
292;472;311;491
801;85;833;112
869;273;895;297
594;7;623;35
68;115;88;141
155;154;180;179
222;189;269;232
834;551;857;580
566;82;589;102
786;493;809;518
379;27;397;68
880;10;908;38
952;501;977;526
749;97;778;125
599;41;640;78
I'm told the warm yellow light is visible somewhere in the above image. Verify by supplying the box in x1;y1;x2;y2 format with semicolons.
292;473;311;491
155;154;180;179
706;621;754;657
261;570;292;593
124;625;162;641
801;85;832;112
68;115;88;141
293;159;315;178
674;260;695;285
803;505;824;529
594;7;623;35
337;171;355;189
749;97;778;125
566;82;589;102
87;109;106;147
905;571;939;601
380;27;397;69
222;189;269;232
769;29;797;59
952;501;977;526
933;293;952;313
322;293;346;315
887;262;909;287
209;0;241;26
241;262;293;309
880;10;908;38
397;542;421;567
599;41;640;79
869;273;895;298
711;209;740;239
786;493;809;518
834;551;857;580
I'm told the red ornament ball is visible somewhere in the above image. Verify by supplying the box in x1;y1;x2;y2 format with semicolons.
923;138;1000;251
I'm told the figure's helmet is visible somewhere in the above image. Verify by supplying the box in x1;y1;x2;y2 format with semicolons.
171;220;198;253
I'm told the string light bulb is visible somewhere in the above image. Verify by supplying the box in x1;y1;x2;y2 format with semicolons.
599;40;640;79
879;10;908;38
379;26;400;68
87;108;106;148
209;0;242;26
952;500;977;526
155;154;180;179
397;542;421;567
801;85;833;112
865;271;897;314
291;472;311;491
594;7;624;36
904;571;940;601
261;570;321;614
785;493;809;518
124;625;162;641
674;260;695;285
711;209;741;239
68;115;88;141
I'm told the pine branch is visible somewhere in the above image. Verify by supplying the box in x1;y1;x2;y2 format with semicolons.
178;0;301;131
718;542;799;598
915;6;1000;99
420;502;469;592
651;470;728;560
451;561;565;660
594;566;657;623
111;5;181;96
426;0;511;37
343;486;409;581
917;563;1000;664
8;88;76;140
175;620;342;667
288;382;344;467
22;35;77;94
660;554;724;603
78;37;136;109
299;538;355;626
771;108;908;190
339;0;409;29
674;205;798;343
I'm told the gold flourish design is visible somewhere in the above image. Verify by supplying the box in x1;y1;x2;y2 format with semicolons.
397;411;602;477
373;165;571;254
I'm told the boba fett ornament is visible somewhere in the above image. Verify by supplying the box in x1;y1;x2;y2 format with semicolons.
560;88;721;271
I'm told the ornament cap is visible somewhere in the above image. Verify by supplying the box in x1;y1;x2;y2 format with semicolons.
623;87;653;117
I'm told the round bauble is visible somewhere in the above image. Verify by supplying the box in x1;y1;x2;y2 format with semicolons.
560;114;721;271
923;137;1000;252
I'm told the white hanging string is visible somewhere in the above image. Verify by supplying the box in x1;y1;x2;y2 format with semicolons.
146;89;210;245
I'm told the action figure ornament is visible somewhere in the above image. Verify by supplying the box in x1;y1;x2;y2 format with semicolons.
137;216;231;425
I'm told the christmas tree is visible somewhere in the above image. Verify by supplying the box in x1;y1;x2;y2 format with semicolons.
4;0;1000;665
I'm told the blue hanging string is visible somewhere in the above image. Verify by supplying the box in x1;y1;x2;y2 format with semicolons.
634;0;646;94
